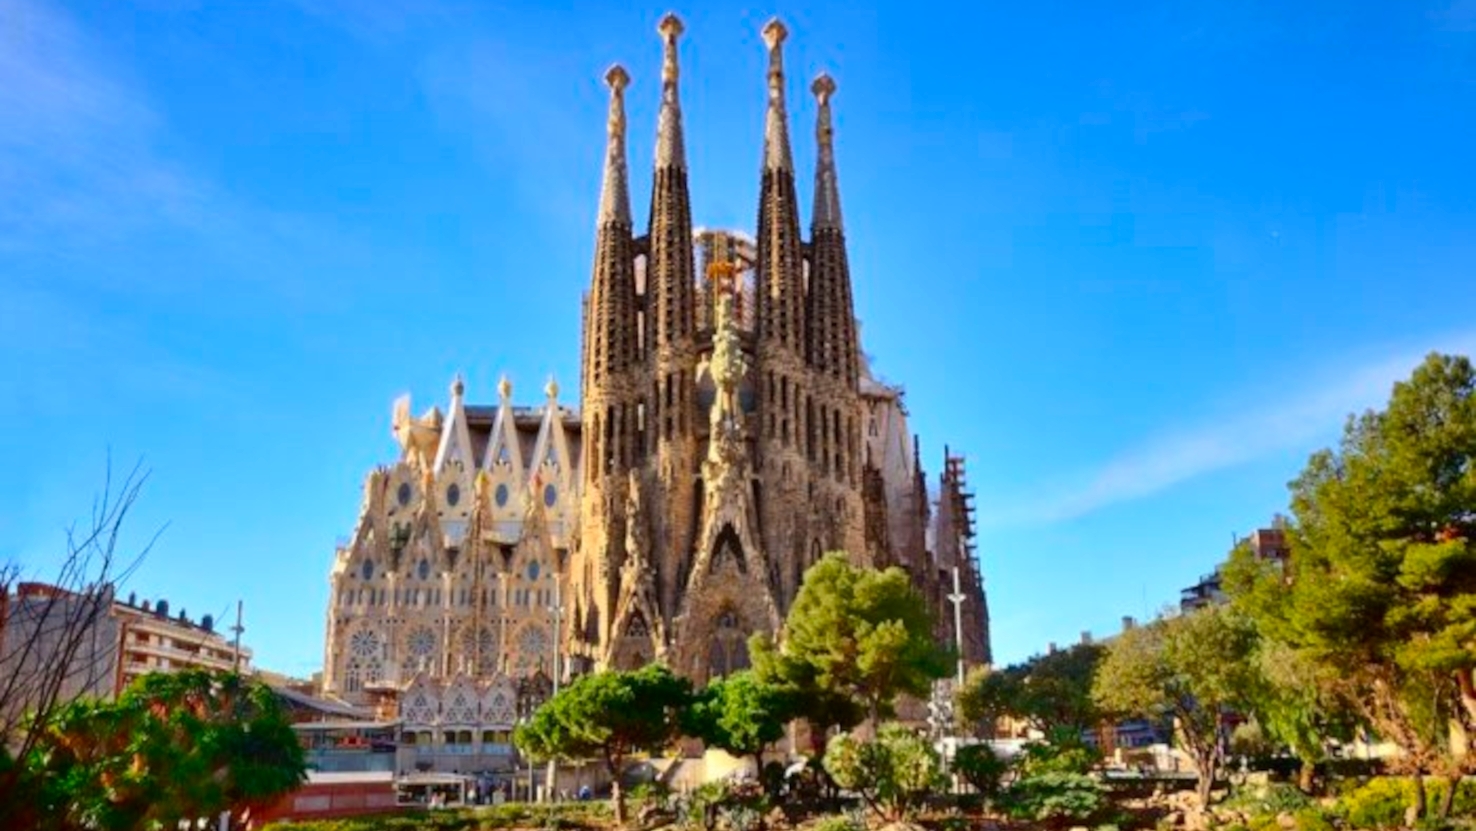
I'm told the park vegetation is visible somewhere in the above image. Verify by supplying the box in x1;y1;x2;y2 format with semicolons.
20;355;1476;831
1;461;305;830
502;356;1476;829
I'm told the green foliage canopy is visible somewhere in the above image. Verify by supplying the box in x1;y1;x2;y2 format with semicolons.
957;642;1104;738
752;553;948;731
1092;605;1257;807
685;670;793;771
1224;353;1476;819
514;664;690;823
823;723;944;820
28;669;304;831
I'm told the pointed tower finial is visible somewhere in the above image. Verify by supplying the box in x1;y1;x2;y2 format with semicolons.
812;72;843;233
451;372;466;399
498;374;512;401
761;18;793;173
597;64;632;226
658;13;684;82
545;375;560;401
654;13;686;170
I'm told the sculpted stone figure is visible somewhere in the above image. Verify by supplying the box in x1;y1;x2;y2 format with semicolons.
391;396;443;470
708;287;748;435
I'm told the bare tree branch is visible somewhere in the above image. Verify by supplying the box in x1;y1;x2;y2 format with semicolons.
0;455;161;805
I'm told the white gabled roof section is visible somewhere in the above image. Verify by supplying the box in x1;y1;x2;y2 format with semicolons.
434;374;475;475
480;375;527;478
527;376;578;544
481;375;528;539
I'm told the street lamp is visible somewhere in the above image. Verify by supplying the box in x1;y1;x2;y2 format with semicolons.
948;566;966;685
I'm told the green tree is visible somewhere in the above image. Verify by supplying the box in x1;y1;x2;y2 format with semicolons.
952;743;1009;801
1222;535;1367;795
1093;606;1257;807
955;665;1018;738
823;723;945;821
752;553;949;738
1229;353;1476;820
957;643;1104;739
514;664;691;824
686;670;793;775
28;669;304;831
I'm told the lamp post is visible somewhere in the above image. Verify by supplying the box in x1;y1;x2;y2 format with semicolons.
948;566;966;685
945;566;968;795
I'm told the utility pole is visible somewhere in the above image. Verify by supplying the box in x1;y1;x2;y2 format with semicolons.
231;600;245;673
948;566;966;685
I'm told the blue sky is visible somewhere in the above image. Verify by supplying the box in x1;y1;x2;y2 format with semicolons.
3;0;1474;677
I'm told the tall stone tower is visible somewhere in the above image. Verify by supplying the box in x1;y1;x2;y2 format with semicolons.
568;15;886;684
644;14;702;625
321;14;990;737
576;62;640;658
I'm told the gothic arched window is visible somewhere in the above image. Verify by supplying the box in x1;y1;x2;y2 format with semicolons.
626;611;649;638
708;608;750;681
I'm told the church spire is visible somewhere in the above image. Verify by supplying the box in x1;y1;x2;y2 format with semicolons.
755;18;805;354
647;12;696;353
806;71;859;387
761;19;794;174
654;12;686;171
811;73;843;234
583;64;639;464
597;65;632;227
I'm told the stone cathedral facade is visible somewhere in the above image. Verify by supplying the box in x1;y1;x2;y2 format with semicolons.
321;17;991;716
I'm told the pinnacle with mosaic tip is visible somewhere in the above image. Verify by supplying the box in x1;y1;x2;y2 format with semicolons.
654;13;687;170
762;18;788;54
658;13;684;82
811;72;843;234
760;18;793;174
605;64;630;96
597;63;632;226
812;72;836;106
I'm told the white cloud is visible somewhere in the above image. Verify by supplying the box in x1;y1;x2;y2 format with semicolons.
983;330;1476;528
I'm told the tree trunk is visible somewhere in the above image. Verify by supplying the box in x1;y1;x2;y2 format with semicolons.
1439;772;1460;820
1411;771;1427;824
1297;759;1316;794
607;757;625;826
1195;749;1216;808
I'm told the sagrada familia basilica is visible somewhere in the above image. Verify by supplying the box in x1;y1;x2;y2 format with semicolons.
321;16;990;739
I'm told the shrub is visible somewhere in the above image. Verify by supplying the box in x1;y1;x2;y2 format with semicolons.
629;781;671;811
1290;808;1336;831
1224;782;1314;817
824;724;945;821
1017;734;1099;777
953;743;1010;800
1337;778;1409;830
1002;771;1111;828
809;814;864;831
1335;777;1476;830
